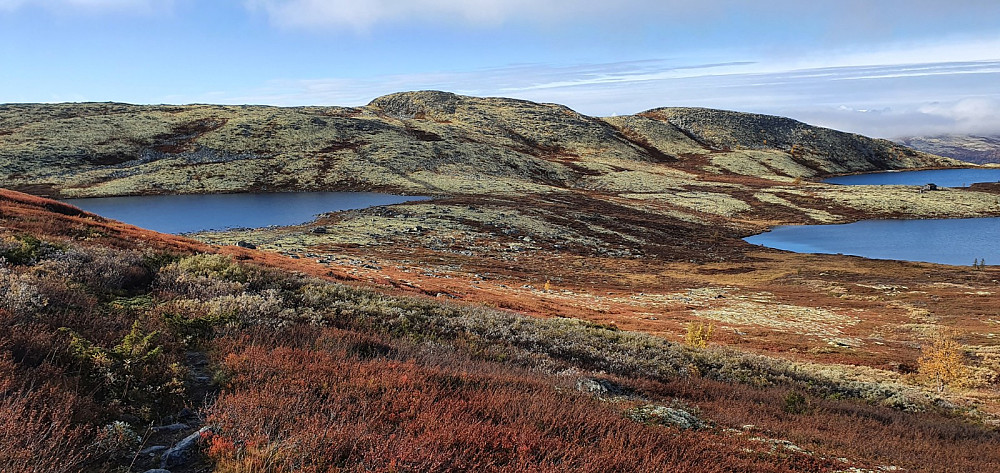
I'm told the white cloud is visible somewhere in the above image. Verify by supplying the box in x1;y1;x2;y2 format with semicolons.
0;0;171;13
789;101;1000;139
171;50;1000;138
0;0;28;9
244;0;1000;35
244;0;555;30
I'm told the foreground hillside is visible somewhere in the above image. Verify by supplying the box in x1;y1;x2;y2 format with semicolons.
3;188;1000;472
3;92;1000;471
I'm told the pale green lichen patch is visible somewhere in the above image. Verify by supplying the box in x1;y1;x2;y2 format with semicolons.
691;292;862;346
623;191;752;217
753;192;839;223
579;168;697;194
710;150;817;178
817;186;1000;218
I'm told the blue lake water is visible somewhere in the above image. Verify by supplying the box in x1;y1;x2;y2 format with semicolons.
64;192;429;234
748;168;1000;265
745;217;1000;266
824;168;1000;187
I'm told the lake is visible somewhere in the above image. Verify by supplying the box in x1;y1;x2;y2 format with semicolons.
63;192;429;234
748;168;1000;265
824;167;1000;187
744;217;1000;266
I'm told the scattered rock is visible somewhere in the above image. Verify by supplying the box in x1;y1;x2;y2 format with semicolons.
626;404;707;430
575;377;625;396
160;426;212;469
236;240;256;249
151;423;188;433
139;445;169;456
311;226;328;234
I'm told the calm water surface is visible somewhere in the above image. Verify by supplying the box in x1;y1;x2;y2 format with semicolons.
824;168;1000;186
745;217;1000;266
64;192;429;234
748;168;1000;265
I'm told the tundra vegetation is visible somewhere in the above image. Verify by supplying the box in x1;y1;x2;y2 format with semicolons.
1;190;1000;472
3;92;1000;471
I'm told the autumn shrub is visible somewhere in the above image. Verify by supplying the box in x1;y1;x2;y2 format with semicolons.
684;322;714;348
61;320;186;419
0;238;199;470
641;374;1000;472
782;391;809;414
918;335;971;393
291;279;928;408
0;387;93;473
0;267;49;317
37;246;155;293
0;234;59;265
205;326;833;472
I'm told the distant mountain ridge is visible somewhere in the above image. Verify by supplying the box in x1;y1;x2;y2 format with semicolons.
896;134;1000;164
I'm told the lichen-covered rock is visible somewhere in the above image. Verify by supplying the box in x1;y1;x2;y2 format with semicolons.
575;377;626;396
368;90;460;119
626;404;707;430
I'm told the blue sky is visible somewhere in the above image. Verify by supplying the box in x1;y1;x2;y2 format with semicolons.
1;0;998;138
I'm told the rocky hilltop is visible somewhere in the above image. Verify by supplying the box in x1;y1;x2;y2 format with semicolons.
0;91;959;198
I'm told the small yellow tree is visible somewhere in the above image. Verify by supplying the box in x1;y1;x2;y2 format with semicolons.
918;335;969;393
685;322;714;348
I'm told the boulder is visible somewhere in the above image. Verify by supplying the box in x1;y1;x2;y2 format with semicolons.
626;404;707;430
160;426;212;469
151;423;188;433
139;445;169;456
575;377;625;396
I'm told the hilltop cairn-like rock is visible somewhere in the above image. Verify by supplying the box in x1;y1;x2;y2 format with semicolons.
369;90;459;120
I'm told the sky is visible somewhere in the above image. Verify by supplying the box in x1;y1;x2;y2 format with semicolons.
1;0;998;138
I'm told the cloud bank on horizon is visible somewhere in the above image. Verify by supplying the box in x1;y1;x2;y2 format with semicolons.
1;0;998;138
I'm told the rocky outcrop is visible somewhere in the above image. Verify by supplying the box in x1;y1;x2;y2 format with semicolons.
369;90;460;119
643;107;961;174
